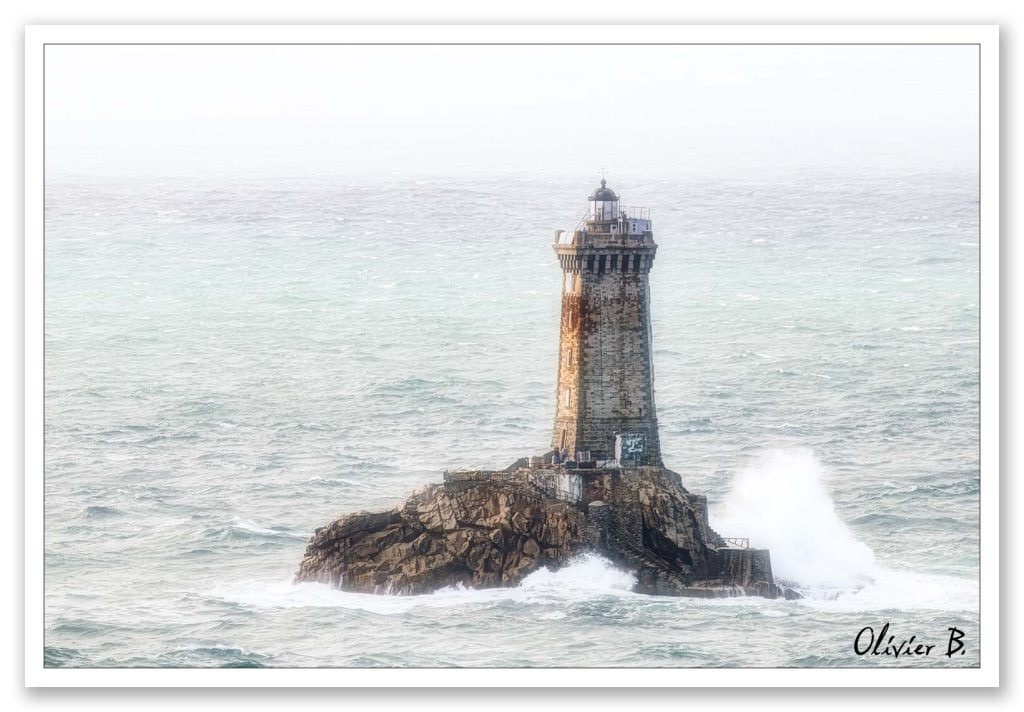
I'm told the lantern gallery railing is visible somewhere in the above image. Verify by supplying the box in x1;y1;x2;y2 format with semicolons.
588;206;652;222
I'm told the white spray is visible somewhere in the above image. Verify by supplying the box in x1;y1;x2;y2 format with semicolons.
214;449;976;613
711;448;877;590
711;448;978;611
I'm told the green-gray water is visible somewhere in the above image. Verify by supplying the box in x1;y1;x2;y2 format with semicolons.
44;169;979;667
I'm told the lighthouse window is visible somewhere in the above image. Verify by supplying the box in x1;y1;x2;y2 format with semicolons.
598;255;606;275
563;389;571;407
610;255;619;271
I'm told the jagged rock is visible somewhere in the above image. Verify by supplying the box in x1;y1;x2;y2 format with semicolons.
295;465;783;598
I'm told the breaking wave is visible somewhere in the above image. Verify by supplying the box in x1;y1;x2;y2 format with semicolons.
711;448;978;612
209;554;637;615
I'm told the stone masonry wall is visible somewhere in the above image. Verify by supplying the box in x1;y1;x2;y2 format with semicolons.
552;236;662;464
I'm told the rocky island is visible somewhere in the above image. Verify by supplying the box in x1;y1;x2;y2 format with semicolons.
296;180;785;599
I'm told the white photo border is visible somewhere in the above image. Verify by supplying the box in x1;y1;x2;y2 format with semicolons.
24;23;1000;688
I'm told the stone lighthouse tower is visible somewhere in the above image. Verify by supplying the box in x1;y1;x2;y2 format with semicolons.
551;179;662;466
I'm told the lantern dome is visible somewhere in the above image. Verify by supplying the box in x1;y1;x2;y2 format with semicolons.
588;179;619;202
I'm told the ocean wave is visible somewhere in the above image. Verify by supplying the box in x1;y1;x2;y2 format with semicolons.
878;480;979;497
216;517;309;542
153;645;272;668
83;505;123;518
849;512;963;528
711;448;979;613
208;554;638;615
43;646;83;668
306;475;373;488
791;567;978;613
915;256;961;265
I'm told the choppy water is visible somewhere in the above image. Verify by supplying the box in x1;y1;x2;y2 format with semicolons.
44;169;980;667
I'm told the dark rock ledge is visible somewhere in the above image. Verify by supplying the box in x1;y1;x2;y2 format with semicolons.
295;465;792;599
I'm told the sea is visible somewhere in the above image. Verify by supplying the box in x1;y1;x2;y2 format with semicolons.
43;167;980;668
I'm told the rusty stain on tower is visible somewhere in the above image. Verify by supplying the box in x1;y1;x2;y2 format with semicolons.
551;179;663;466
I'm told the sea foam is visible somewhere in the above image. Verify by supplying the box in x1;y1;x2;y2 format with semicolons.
711;448;977;611
210;554;637;615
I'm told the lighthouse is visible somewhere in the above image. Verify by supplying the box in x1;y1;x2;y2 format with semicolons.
299;177;782;601
551;179;662;466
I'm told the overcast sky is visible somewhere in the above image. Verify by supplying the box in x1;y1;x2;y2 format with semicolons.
44;44;979;179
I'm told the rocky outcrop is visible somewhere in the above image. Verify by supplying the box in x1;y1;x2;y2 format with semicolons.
295;478;586;594
296;465;785;599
